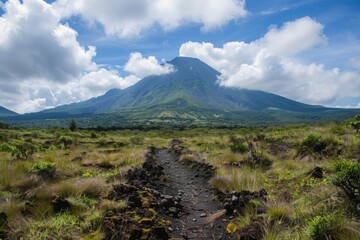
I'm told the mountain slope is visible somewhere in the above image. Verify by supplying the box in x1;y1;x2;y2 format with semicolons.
0;106;18;117
5;57;360;127
45;57;323;115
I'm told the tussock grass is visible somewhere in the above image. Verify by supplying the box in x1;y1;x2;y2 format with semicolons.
1;120;360;239
75;177;107;198
211;167;265;192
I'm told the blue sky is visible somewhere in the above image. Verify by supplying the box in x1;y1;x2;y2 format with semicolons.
0;0;360;113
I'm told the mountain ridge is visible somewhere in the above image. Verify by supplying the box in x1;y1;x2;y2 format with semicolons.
0;106;18;117
2;57;359;127
43;56;325;114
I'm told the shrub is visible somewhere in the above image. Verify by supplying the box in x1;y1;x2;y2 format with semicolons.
130;137;144;145
0;143;15;152
31;161;56;178
306;214;345;240
350;114;360;132
90;132;98;138
0;122;10;129
331;160;360;203
301;134;327;153
298;133;340;156
11;143;36;159
307;211;360;239
229;136;249;153
57;136;73;149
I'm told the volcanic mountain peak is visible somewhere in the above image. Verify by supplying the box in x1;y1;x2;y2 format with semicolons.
0;106;18;117
41;56;325;115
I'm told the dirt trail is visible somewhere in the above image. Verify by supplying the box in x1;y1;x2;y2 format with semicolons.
156;149;226;239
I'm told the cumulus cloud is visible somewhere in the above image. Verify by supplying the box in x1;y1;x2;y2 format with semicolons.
260;16;326;56
179;17;360;105
0;0;169;113
124;52;174;78
0;0;96;83
53;0;247;38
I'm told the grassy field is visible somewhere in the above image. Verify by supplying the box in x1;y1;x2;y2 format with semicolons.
0;119;359;239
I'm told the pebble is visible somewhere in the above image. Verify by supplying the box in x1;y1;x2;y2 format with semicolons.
200;213;207;218
164;195;173;200
160;199;168;206
231;195;239;202
168;207;178;214
193;218;197;222
168;227;173;232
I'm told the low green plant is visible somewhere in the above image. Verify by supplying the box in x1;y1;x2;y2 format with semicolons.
331;160;360;203
350;115;360;132
229;135;249;153
57;136;73;149
298;133;340;156
0;143;15;152
90;132;98;138
11;143;36;159
31;161;56;178
306;214;346;240
130;136;144;145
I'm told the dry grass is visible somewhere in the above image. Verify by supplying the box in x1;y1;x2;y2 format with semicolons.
75;177;107;198
210;167;265;192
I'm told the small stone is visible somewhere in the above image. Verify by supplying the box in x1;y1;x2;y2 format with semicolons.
164;195;173;200
193;218;197;222
168;207;178;214
168;227;174;232
160;199;169;206
200;213;207;218
231;195;239;202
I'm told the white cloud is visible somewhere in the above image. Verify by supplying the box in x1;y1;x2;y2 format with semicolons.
349;57;360;69
179;17;360;105
124;52;174;78
0;0;169;113
260;16;326;56
53;0;247;38
0;0;96;83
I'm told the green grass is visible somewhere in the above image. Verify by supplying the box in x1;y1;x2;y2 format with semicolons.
0;119;360;238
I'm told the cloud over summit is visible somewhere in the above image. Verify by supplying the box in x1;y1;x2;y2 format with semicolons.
180;17;360;105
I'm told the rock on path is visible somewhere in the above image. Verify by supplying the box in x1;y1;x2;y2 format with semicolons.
156;149;227;239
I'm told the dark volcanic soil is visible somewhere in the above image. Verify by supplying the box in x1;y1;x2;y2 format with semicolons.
104;144;267;239
156;149;226;239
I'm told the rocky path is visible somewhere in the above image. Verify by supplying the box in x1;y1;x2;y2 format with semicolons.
156;149;226;239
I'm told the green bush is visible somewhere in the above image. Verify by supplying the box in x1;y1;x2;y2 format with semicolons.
306;214;343;240
0;122;10;129
331;160;360;203
350;114;360;132
299;133;341;156
229;136;249;153
31;161;56;178
130;137;144;145
0;143;15;152
11;143;36;159
57;136;73;149
90;132;98;138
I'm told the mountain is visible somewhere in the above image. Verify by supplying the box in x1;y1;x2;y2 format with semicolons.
0;106;18;117
3;57;360;127
45;57;324;114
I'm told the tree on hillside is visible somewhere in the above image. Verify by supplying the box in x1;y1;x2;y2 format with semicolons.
69;119;77;132
350;115;360;132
